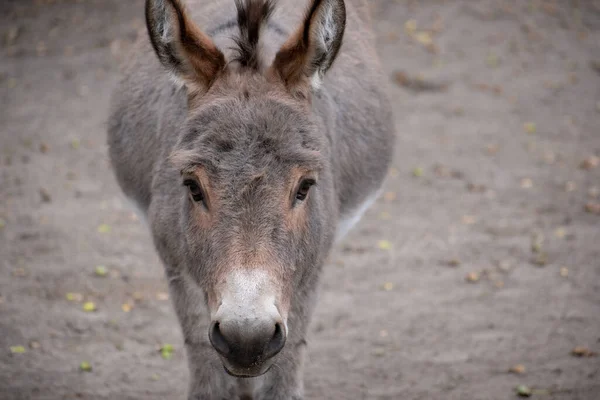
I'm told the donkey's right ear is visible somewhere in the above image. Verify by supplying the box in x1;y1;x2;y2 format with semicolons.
146;0;225;93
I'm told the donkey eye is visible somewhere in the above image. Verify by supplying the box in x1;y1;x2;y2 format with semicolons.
295;179;315;202
183;179;204;203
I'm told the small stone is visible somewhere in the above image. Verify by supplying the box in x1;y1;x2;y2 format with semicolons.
554;227;566;239
461;215;477;225
520;178;533;189
584;202;600;215
372;347;386;357
29;341;41;349
580;156;599;170
39;188;52;203
447;259;461;267
572;346;597;357
509;364;526;374
565;181;577;192
70;138;80;150
465;272;480;283
156;292;169;301
382;282;394;291
383;192;396;202
39;143;49;153
589;186;600;198
151;373;160;381
560;267;569;277
533;253;548;267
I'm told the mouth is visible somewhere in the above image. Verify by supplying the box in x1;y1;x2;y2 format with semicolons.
222;362;273;378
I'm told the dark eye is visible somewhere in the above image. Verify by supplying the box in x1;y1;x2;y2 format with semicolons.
295;179;315;202
183;179;204;203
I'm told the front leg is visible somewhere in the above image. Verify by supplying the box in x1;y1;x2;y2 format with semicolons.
257;340;307;400
186;342;238;400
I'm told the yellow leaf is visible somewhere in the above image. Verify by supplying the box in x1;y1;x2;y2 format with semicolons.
97;224;111;234
82;302;96;312
377;240;392;250
10;346;26;354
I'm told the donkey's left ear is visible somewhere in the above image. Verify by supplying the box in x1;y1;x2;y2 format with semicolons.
270;0;346;93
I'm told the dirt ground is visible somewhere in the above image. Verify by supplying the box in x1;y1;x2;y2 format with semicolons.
1;0;599;399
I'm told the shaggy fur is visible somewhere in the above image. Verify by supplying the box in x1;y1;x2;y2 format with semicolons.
108;0;394;398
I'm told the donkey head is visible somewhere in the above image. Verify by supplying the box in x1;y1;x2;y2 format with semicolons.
146;0;345;377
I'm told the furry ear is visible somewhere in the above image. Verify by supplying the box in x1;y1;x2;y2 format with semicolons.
270;0;346;93
146;0;225;93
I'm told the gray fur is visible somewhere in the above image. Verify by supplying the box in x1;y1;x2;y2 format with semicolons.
107;0;394;398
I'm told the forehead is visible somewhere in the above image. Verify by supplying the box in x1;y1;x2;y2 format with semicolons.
174;96;324;181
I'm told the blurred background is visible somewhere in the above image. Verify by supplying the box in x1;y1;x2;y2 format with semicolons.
1;0;599;399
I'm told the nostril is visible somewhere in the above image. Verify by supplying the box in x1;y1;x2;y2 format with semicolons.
209;322;230;356
264;322;286;359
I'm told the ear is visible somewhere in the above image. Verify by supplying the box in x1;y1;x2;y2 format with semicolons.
146;0;226;93
270;0;346;93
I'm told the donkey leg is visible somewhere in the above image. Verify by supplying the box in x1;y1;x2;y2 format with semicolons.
163;270;237;399
186;345;238;400
257;341;307;400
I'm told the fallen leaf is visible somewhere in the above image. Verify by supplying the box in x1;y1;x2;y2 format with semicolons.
70;138;80;150
0;218;5;229
97;224;111;234
523;122;536;134
160;344;175;360
486;51;500;68
10;346;26;354
121;303;132;312
404;19;417;35
66;292;83;302
151;373;160;381
533;253;548;267
377;240;392;250
82;302;96;312
559;267;569;277
516;385;532;397
554;227;566;239
94;265;108;277
80;361;92;372
382;282;394;291
465;272;480;283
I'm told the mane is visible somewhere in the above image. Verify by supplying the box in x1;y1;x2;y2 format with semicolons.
232;0;276;70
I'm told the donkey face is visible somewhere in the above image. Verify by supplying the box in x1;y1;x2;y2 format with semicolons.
146;0;345;377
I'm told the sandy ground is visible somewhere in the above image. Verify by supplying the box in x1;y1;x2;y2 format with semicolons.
1;0;599;399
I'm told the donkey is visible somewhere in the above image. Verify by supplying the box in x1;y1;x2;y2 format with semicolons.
108;0;394;397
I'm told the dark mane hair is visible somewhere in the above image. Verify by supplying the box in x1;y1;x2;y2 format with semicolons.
232;0;275;69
